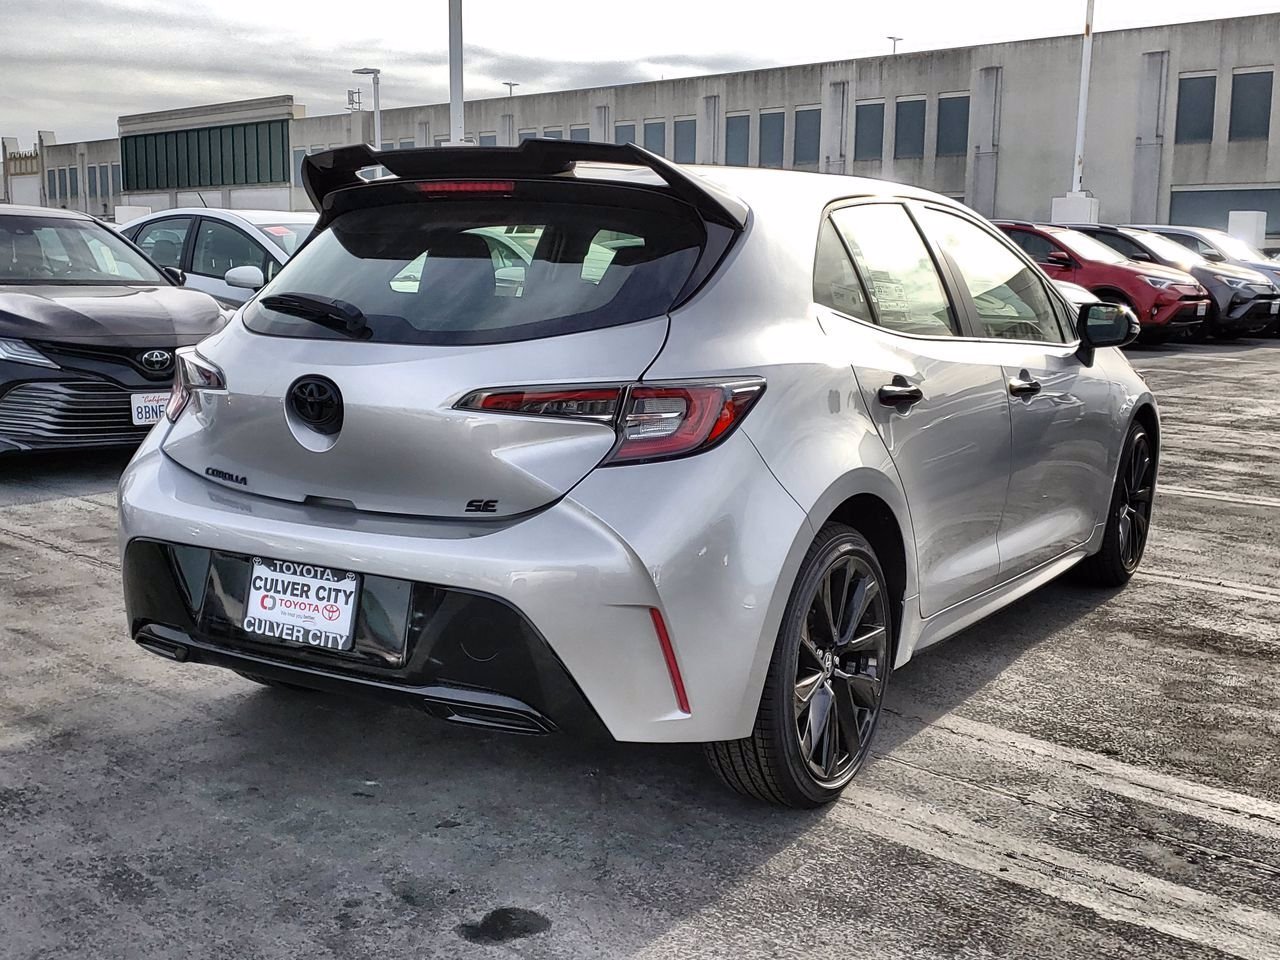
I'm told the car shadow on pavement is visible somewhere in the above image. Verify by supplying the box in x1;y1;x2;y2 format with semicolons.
0;448;134;504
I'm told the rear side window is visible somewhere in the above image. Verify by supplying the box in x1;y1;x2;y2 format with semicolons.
1006;229;1059;264
245;195;703;345
830;204;957;337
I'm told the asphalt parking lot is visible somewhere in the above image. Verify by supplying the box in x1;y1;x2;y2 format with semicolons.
2;340;1278;960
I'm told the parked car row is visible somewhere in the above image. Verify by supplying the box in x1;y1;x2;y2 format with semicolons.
996;220;1280;342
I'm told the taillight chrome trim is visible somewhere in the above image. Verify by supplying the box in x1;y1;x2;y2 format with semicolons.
165;347;227;423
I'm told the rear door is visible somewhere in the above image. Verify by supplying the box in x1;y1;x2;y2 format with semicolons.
917;206;1113;577
818;201;1012;618
162;182;712;519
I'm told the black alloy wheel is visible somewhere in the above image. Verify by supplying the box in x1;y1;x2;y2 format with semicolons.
707;524;891;807
1079;421;1156;586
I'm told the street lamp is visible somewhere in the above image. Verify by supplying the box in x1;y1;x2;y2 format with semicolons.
352;67;382;149
887;36;903;54
503;81;520;97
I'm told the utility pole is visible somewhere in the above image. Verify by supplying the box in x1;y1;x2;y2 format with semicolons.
1070;0;1095;194
887;36;902;54
352;67;382;149
448;0;465;144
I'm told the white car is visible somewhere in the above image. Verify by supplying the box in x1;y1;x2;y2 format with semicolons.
120;209;317;307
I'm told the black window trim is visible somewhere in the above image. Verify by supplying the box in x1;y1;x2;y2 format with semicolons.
188;215;271;281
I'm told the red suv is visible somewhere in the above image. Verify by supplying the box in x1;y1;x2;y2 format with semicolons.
997;221;1211;342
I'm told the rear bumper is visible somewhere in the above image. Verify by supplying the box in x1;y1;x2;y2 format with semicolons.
118;425;808;743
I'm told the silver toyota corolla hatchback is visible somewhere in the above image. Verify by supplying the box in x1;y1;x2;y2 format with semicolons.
119;141;1157;807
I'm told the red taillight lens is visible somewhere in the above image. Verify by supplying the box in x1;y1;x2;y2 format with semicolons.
413;180;516;196
166;348;226;423
455;379;764;464
608;381;764;464
457;386;622;422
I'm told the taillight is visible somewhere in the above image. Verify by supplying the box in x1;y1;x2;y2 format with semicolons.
166;348;226;423
455;379;765;464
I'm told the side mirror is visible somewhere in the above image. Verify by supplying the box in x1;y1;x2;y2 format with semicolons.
1076;301;1139;365
1130;251;1154;263
162;266;186;286
1202;249;1226;263
225;265;265;291
1046;250;1073;268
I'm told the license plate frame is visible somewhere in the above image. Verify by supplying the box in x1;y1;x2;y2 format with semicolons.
1196;302;1208;317
130;391;169;426
1271;300;1279;315
242;557;361;652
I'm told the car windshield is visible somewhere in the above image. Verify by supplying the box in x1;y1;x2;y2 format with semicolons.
0;214;166;285
1053;229;1127;264
244;195;703;345
1125;230;1203;269
1210;231;1272;262
258;222;315;256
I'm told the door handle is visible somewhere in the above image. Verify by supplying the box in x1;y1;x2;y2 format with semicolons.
878;377;924;407
1008;375;1042;397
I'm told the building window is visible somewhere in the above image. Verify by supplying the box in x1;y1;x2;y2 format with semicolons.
1175;75;1216;143
1229;71;1272;141
479;133;498;146
794;107;821;166
570;126;590;142
68;167;79;198
543;128;564;139
88;165;98;198
674;118;696;162
435;136;451;147
122;120;290;191
759;111;784;168
100;165;111;198
57;168;68;200
642;120;666;156
47;169;57;201
292;148;307;185
895;99;926;159
518;129;537;142
111;163;121;195
853;102;884;161
399;138;415;149
726;114;750;166
614;123;637;145
936;95;970;156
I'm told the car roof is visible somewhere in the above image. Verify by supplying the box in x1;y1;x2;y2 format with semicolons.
685;164;959;210
0;204;93;221
1126;224;1223;239
122;207;317;226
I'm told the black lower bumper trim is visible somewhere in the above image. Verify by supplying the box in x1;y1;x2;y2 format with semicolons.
136;624;558;734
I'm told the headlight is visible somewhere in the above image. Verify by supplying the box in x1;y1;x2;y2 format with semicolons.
0;338;58;368
166;347;226;423
1140;275;1177;290
1213;274;1252;290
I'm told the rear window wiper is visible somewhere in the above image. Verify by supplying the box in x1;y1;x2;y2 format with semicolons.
260;292;370;339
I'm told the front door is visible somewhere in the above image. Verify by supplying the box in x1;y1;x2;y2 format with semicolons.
819;203;1012;618
914;205;1111;578
187;218;272;307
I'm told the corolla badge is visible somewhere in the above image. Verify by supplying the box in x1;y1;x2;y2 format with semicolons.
139;349;174;372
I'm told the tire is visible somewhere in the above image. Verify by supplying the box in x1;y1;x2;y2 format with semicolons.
233;670;316;692
706;523;892;807
1077;421;1156;587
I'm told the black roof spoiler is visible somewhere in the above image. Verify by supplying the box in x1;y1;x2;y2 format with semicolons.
301;139;749;231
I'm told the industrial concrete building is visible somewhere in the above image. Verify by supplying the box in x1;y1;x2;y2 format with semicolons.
6;12;1280;241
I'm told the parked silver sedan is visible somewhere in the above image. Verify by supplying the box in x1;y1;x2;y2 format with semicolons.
118;141;1155;807
119;208;316;307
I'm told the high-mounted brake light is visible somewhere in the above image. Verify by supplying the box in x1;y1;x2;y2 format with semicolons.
166;347;226;423
455;379;765;464
413;180;516;196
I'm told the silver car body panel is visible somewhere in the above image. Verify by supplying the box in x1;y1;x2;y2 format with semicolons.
119;164;1156;742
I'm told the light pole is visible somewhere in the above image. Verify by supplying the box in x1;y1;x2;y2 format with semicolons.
352;67;382;149
448;0;465;144
503;81;519;97
887;36;902;54
1070;0;1095;194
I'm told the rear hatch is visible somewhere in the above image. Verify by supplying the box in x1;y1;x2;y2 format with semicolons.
162;141;745;519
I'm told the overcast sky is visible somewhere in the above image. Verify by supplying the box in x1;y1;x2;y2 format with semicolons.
5;0;1280;147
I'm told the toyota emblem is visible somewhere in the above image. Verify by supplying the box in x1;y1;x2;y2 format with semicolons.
139;349;173;372
288;376;343;435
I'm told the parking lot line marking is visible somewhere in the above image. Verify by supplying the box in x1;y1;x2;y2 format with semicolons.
886;706;1280;842
1158;485;1280;509
838;787;1280;960
1134;570;1280;605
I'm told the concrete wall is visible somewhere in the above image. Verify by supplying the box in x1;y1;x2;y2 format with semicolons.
41;138;122;218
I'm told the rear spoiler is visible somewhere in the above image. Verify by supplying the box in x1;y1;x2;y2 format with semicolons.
301;139;749;231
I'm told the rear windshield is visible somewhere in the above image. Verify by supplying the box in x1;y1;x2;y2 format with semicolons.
0;214;166;285
243;196;703;344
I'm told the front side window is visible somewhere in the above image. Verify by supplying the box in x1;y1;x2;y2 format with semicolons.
830;204;956;337
135;217;192;268
920;209;1066;343
0;215;165;284
244;193;703;346
191;220;269;278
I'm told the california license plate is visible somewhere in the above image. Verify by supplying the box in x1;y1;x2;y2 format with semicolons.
131;391;168;425
243;558;360;651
